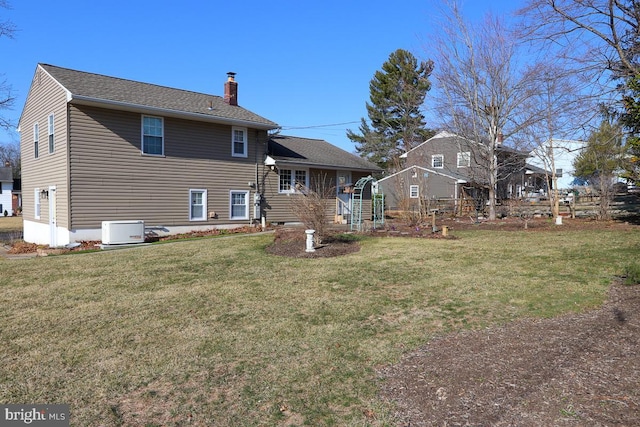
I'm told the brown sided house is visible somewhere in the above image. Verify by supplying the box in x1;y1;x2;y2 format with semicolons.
18;64;379;246
264;135;382;223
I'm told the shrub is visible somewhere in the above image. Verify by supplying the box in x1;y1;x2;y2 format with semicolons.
289;173;335;244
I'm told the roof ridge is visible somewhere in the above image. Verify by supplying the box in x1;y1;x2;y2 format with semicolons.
39;63;223;100
271;134;327;143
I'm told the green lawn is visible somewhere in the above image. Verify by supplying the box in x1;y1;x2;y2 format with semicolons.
1;228;638;426
0;216;22;232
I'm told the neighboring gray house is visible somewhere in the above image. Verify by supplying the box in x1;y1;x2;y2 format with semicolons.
0;166;14;216
386;131;535;213
378;165;466;211
18;64;379;246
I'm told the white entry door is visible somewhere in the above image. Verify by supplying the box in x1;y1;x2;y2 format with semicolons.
49;186;57;248
336;171;352;216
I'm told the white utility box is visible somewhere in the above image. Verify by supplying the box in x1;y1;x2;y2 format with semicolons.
101;220;145;245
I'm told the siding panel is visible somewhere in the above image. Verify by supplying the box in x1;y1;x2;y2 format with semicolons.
19;66;70;228
261;168;373;223
68;105;268;229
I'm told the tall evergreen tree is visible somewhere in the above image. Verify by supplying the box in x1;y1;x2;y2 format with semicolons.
347;49;434;171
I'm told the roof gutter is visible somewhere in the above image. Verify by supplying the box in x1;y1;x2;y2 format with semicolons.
270;158;381;173
69;95;279;130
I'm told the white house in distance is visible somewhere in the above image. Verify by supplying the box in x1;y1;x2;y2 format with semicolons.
528;139;586;190
0;166;14;216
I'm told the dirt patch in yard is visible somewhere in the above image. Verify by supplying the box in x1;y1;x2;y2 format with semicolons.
266;228;362;258
378;282;640;426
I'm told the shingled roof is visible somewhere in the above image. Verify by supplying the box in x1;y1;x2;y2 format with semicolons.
38;64;279;130
267;135;382;172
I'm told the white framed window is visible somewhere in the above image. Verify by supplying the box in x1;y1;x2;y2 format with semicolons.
432;154;443;168
189;189;207;221
409;185;419;198
279;168;308;193
34;188;41;219
33;123;39;159
142;115;164;156
231;126;248;157
457;151;471;168
230;190;249;220
47;114;55;154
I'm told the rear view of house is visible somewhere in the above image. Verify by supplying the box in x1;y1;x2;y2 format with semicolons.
18;64;380;246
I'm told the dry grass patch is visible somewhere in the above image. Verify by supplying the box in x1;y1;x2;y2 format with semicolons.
0;216;22;232
0;228;638;425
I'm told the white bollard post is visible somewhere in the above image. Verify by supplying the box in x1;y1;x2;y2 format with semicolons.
305;229;316;252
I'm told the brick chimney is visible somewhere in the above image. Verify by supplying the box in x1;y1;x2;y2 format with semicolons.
224;72;238;106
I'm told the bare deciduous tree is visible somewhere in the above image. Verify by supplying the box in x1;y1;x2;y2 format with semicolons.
0;0;16;131
428;1;543;220
524;63;593;219
289;173;335;244
517;0;640;79
518;0;640;187
0;140;19;176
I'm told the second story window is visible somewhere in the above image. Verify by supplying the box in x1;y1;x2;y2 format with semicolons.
457;151;471;168
432;154;443;168
142;116;164;156
48;114;55;154
232;127;247;157
33;123;39;159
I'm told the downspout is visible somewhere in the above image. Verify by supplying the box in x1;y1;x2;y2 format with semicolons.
252;130;259;226
259;131;267;229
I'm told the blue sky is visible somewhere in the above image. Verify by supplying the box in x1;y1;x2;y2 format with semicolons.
0;0;522;153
